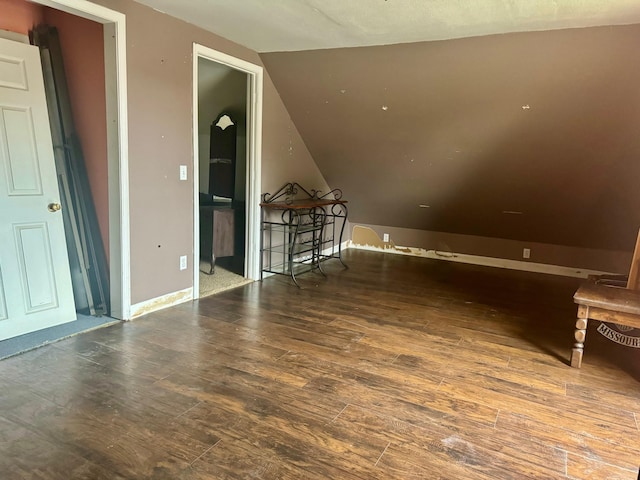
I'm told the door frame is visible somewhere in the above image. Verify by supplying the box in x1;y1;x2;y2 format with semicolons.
192;44;263;298
33;0;131;319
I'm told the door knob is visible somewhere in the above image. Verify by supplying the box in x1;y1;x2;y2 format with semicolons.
48;202;61;212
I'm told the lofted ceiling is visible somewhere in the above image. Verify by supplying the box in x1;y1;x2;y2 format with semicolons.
134;0;640;52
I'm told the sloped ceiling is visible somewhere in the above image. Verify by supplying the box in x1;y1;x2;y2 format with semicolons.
134;0;640;52
261;25;640;251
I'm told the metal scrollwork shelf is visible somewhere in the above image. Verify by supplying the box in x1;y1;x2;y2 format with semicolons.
260;182;348;287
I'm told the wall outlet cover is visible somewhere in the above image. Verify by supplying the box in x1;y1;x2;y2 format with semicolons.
523;248;531;259
179;165;188;180
383;233;390;242
179;255;187;270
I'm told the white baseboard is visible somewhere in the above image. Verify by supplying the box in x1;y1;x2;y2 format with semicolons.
129;287;193;319
321;240;350;258
349;242;610;278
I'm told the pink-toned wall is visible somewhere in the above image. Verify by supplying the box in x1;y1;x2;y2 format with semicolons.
0;0;43;33
42;8;109;262
1;0;109;264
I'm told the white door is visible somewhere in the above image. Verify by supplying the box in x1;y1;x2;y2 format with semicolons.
0;37;76;341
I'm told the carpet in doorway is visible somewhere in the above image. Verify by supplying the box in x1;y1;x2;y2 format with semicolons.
199;261;252;298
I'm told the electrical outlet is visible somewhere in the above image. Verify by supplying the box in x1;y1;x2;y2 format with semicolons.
383;233;390;242
523;248;531;259
179;165;187;180
179;255;187;270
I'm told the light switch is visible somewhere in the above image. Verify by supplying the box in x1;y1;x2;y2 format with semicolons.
179;165;187;180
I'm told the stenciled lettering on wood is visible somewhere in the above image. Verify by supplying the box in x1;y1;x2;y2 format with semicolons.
597;323;640;348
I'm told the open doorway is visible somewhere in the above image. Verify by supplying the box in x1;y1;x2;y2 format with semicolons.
30;15;110;319
192;44;263;299
33;0;130;321
197;59;250;297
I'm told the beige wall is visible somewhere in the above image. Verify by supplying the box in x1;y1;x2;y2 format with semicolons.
88;0;328;304
3;0;329;305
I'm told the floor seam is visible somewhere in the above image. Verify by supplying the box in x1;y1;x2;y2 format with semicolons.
374;441;391;467
190;439;221;466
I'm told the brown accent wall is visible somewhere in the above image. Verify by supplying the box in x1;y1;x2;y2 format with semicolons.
86;0;328;303
262;26;640;259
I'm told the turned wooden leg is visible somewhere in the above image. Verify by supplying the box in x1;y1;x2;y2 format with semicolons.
570;308;588;368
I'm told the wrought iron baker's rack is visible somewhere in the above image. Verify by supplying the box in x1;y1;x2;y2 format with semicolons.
260;182;348;287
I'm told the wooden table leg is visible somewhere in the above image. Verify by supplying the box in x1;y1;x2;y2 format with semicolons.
570;310;588;368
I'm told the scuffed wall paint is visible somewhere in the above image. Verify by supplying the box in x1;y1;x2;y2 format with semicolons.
351;224;631;276
352;225;386;249
351;225;410;253
129;287;193;319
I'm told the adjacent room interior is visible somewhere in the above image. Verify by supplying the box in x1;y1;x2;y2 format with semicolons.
197;57;251;298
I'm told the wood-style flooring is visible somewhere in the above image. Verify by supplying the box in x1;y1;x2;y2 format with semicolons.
1;249;639;479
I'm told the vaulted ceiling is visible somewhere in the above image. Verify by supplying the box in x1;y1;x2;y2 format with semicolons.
135;0;640;52
136;0;640;252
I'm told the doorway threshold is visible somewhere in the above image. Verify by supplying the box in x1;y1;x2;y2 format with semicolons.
0;314;119;360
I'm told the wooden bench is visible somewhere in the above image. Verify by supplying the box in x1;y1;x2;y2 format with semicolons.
571;230;640;367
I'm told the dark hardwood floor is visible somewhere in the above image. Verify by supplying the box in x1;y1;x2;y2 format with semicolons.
1;249;639;479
